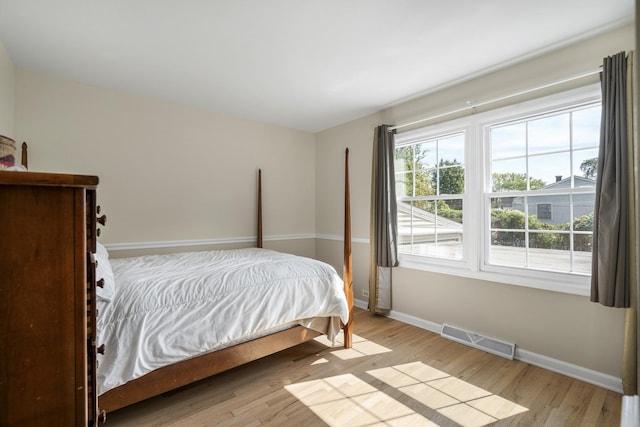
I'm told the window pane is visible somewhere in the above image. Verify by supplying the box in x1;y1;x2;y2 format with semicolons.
491;122;526;160
573;233;593;274
574;231;593;249
418;141;437;170
438;133;464;164
437;164;465;195
438;199;464;229
490;195;516;210
489;231;526;267
398;200;434;253
398;201;418;251
397;199;463;260
395;172;412;197
571;244;591;274
573;148;599;182
528;152;570;188
433;199;463;259
491;158;527;192
395;146;415;196
528;113;570;155
572;210;594;270
573;193;595;226
394;145;413;174
415;168;436;197
528;232;571;272
491;203;525;231
443;198;463;215
529;232;569;250
573;106;601;149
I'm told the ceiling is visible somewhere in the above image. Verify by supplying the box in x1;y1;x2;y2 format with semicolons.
0;1;634;133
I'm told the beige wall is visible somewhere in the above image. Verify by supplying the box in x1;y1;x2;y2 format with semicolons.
0;39;15;138
315;25;634;379
14;69;316;246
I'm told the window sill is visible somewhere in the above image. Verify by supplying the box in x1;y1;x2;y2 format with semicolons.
398;254;590;296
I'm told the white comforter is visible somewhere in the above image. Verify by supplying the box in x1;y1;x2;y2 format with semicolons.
97;248;349;395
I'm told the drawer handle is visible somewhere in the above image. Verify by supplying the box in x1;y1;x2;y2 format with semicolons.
97;214;107;226
97;278;104;289
97;344;105;355
98;410;107;424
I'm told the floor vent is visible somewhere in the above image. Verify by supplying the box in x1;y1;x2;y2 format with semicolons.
441;324;515;360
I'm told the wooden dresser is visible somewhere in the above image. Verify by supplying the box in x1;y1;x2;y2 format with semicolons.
0;170;103;426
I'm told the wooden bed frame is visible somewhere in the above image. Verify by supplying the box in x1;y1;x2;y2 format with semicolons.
95;148;354;414
21;142;27;169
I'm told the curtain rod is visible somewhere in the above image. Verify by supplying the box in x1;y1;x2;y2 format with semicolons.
389;68;602;132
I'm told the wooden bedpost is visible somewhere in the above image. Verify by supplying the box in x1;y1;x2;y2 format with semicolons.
343;148;354;348
21;142;28;169
257;169;263;249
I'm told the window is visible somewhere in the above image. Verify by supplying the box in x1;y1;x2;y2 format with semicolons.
395;131;465;260
536;203;552;220
394;85;601;295
486;104;600;275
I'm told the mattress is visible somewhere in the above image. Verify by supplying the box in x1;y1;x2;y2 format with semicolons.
96;247;349;395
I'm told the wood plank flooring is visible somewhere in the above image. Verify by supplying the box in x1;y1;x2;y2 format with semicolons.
104;308;621;426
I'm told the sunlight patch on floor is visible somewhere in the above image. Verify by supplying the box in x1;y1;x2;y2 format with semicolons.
286;359;528;426
369;362;528;426
285;373;438;426
314;333;392;360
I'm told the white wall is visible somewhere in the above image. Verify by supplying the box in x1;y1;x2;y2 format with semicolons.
315;24;634;382
13;69;316;250
0;39;15;138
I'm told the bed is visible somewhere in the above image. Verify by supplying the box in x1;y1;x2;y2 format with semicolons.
93;149;354;415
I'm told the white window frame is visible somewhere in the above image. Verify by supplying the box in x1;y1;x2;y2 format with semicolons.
395;121;473;271
395;84;601;296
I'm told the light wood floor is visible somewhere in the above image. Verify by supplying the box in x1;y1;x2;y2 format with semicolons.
104;308;621;426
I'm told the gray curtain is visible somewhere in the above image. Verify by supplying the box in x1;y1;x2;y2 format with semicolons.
591;51;631;308
369;125;398;314
590;51;637;395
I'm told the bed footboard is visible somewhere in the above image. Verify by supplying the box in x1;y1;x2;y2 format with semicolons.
99;326;321;412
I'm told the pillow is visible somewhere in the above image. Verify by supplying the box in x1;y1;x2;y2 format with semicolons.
94;242;115;303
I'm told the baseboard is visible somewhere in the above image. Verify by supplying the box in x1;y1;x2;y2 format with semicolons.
515;348;622;393
388;307;442;335
353;299;624;394
354;298;368;310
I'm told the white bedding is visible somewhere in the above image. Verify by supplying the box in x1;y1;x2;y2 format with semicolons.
96;248;349;395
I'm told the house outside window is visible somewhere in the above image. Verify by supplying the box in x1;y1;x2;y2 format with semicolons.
394;85;601;295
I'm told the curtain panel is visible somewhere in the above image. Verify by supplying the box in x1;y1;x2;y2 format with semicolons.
590;51;637;395
591;51;632;308
369;125;398;314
